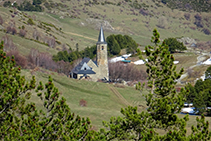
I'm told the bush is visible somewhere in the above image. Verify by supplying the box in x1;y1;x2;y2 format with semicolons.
202;28;211;35
194;14;203;28
27;18;35;25
184;13;190;20
79;99;87;107
19;29;26;37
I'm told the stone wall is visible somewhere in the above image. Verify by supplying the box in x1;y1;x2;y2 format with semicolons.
96;43;109;81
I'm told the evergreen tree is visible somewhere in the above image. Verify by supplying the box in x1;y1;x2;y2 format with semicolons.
111;39;121;55
99;29;211;140
185;83;196;103
0;41;94;140
164;38;187;53
106;35;121;55
124;35;138;54
139;29;187;127
68;52;77;62
193;92;207;114
114;34;125;49
205;65;211;80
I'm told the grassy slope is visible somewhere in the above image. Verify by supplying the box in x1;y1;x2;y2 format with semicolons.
0;0;211;56
21;69;144;130
21;68;211;133
1;0;211;133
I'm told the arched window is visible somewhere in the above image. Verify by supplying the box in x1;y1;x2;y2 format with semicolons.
102;46;104;50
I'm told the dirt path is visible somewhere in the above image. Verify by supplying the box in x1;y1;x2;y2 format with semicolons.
177;53;210;84
108;85;131;106
65;32;96;41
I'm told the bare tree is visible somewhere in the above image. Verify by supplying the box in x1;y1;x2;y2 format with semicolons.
28;48;72;75
47;37;56;48
28;48;40;66
109;62;147;82
6;50;28;68
1;35;17;51
157;16;168;29
33;29;41;40
0;15;3;25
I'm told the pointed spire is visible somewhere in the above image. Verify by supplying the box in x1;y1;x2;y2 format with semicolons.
97;25;107;44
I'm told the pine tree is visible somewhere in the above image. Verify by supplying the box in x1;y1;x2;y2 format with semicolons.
205;66;211;80
0;41;94;140
99;29;211;140
0;41;36;140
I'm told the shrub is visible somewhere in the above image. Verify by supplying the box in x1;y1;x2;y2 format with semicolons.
79;99;87;107
11;27;17;35
202;28;211;35
19;29;26;37
27;18;35;25
194;14;203;28
184;13;190;20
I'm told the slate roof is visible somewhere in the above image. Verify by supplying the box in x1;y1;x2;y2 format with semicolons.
71;57;96;74
97;26;107;44
77;70;96;74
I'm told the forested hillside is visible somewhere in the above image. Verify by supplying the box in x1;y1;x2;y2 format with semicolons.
157;0;211;12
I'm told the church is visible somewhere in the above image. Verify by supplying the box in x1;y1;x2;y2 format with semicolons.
70;26;109;82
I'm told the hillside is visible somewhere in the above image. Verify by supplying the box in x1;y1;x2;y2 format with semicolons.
0;0;211;132
21;67;211;134
0;0;210;56
21;68;146;129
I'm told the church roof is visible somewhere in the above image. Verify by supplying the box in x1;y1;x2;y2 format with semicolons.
97;26;107;44
71;58;96;74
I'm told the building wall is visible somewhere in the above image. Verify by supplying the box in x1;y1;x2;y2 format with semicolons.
87;60;100;81
96;43;109;81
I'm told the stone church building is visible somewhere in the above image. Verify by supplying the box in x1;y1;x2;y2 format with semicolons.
70;26;109;81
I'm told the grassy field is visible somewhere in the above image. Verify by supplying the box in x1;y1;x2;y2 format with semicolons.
21;67;211;132
21;68;145;130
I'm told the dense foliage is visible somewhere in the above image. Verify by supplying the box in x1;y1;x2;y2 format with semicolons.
106;34;138;55
164;38;187;53
99;29;211;140
205;65;211;80
0;41;94;140
53;34;138;62
52;45;96;62
3;0;43;12
159;0;211;12
186;79;211;115
1;30;211;140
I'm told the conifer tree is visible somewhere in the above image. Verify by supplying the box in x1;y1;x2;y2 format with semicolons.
99;29;211;140
0;41;94;140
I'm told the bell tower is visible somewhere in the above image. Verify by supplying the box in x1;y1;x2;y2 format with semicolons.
96;26;109;80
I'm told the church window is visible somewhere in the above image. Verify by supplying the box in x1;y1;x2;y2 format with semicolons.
102;46;104;50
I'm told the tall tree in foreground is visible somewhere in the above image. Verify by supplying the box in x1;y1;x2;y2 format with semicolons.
99;29;211;140
0;41;94;140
